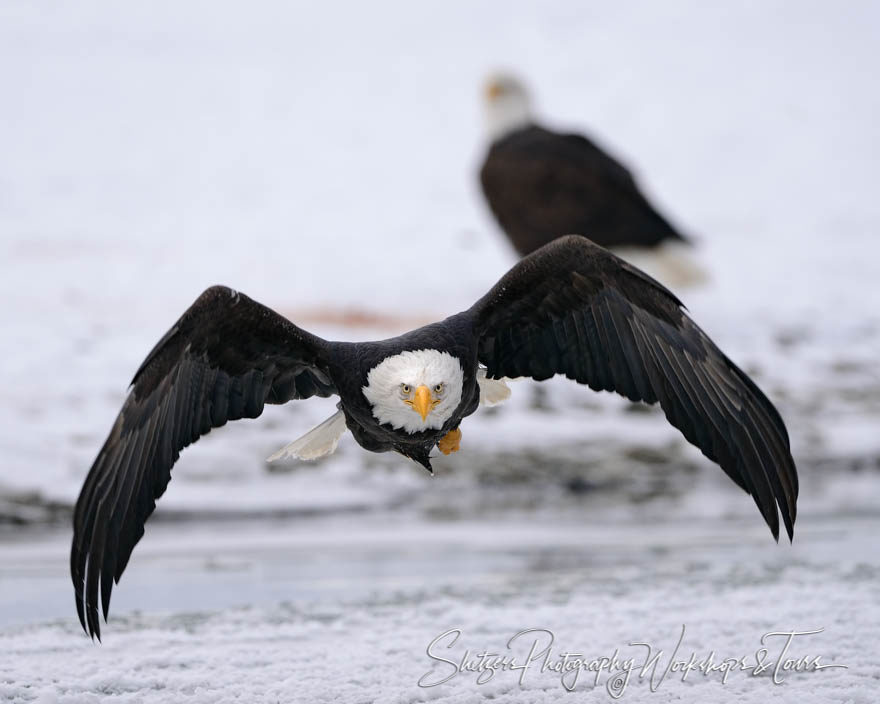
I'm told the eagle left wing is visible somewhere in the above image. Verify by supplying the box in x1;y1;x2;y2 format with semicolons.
465;236;797;541
72;286;337;639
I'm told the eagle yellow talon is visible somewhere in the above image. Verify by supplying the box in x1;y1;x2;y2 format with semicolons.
437;427;461;455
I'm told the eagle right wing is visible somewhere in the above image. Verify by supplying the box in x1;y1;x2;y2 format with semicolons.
466;236;797;542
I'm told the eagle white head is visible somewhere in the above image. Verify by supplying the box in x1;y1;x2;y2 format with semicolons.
484;73;533;141
362;349;464;434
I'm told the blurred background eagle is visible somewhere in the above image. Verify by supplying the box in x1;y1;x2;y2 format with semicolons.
479;73;706;288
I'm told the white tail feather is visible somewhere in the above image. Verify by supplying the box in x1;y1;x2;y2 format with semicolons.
477;368;512;406
267;409;348;462
612;241;709;289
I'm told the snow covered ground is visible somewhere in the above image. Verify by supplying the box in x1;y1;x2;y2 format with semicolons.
1;1;878;701
3;512;879;703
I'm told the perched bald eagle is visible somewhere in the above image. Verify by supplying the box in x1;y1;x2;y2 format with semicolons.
72;237;796;639
479;74;705;286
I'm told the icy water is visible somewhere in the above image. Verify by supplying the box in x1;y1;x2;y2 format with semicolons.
3;508;879;702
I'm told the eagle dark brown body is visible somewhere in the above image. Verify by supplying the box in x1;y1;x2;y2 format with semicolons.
480;125;686;256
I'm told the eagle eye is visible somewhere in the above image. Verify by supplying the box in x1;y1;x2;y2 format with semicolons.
434;383;444;394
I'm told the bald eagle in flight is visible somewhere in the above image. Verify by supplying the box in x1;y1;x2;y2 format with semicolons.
72;237;797;639
479;74;705;286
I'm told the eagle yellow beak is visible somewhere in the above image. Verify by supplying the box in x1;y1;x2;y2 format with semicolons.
413;385;432;421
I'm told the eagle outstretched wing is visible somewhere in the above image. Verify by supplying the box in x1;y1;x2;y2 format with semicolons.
467;235;797;541
71;286;336;639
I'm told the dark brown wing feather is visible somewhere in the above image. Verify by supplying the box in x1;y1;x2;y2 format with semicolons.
71;286;336;639
479;125;686;255
467;236;797;540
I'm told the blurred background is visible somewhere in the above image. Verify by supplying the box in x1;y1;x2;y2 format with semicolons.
1;2;878;701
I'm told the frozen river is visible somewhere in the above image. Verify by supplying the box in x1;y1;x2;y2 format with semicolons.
2;506;878;702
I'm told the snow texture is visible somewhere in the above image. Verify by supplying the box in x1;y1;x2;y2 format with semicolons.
1;0;879;701
2;514;877;702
